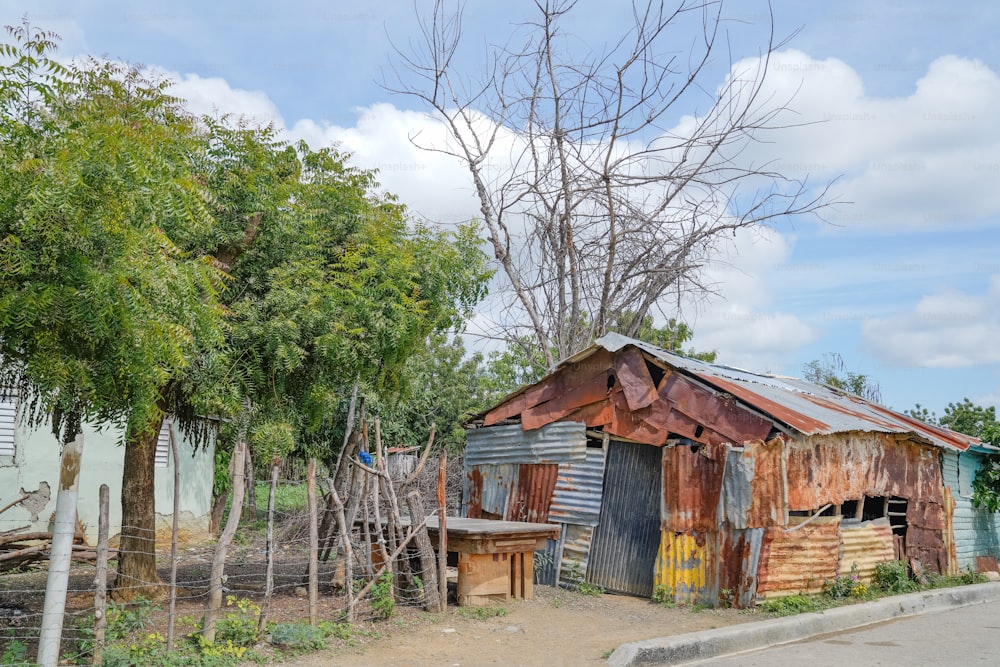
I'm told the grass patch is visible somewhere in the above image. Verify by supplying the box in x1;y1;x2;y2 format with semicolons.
456;605;509;621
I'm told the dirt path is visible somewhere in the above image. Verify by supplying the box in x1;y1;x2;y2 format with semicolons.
284;587;757;667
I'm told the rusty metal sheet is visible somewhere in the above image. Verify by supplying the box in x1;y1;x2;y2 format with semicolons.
660;372;774;445
662;443;726;533
483;348;614;425
587;333;978;453
464;422;587;466
521;373;611;431
718;526;764;608
506;463;559;523
747;438;786;528
549;448;606;526
756;517;841;599
615;346;658;411
906;525;948;574
785;433;944;511
462;464;517;519
839;518;895;581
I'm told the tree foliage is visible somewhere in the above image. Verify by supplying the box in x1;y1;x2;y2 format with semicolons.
802;353;882;403
389;0;829;366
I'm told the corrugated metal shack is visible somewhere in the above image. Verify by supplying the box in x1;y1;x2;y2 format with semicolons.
941;447;1000;573
464;333;985;607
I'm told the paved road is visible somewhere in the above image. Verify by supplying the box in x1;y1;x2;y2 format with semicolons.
700;599;1000;667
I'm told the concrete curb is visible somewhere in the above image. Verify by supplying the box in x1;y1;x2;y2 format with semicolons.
608;582;1000;666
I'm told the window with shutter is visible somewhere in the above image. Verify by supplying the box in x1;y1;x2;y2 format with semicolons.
155;420;172;468
0;399;15;461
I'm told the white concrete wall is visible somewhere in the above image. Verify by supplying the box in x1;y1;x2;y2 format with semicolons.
0;416;214;545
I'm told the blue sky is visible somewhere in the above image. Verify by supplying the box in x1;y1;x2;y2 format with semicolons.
6;1;1000;417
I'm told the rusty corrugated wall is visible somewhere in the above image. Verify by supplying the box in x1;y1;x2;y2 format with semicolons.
463;463;517;519
756;516;841;599
839;518;895;581
506;463;559;523
464;421;587;465
718;527;764;608
661;442;726;533
785;433;948;572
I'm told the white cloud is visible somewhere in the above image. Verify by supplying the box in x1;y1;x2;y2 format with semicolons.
161;71;285;127
685;228;819;370
721;50;1000;231
861;276;1000;367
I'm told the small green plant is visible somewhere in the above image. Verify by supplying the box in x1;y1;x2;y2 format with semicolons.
758;594;819;616
719;588;736;609
456;605;508;621
822;564;869;600
215;596;261;647
651;584;676;607
576;581;604;596
1;639;29;665
370;571;396;620
268;622;331;652
871;560;918;595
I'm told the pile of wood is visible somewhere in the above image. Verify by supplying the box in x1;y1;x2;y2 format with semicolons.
0;518;112;569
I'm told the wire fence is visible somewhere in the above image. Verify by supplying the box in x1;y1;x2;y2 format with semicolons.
0;436;463;666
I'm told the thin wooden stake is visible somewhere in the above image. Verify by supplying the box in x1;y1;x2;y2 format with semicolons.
325;479;355;622
437;451;448;610
166;425;180;651
203;441;248;644
257;462;280;636
92;484;110;667
307;458;319;627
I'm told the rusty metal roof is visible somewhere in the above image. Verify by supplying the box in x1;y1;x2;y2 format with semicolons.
568;333;980;453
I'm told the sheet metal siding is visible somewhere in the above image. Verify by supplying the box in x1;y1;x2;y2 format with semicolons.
506;463;559;523
549;448;606;526
662;443;726;533
464;422;587;466
717;527;764;608
839;518;895;581
463;464;518;518
559;523;596;588
721;447;753;530
756;517;841;599
655;531;713;605
785;433;944;509
535;537;559;586
588;441;662;596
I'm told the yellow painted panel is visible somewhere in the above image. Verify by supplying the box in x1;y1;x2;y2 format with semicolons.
654;531;706;605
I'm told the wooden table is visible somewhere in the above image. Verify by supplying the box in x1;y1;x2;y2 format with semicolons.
423;516;559;607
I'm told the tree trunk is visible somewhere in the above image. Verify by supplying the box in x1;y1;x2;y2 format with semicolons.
209;488;228;535
113;414;165;601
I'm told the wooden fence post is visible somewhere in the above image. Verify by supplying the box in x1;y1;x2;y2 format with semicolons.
257;461;280;636
405;491;441;612
437;451;448;610
166;426;180;651
92;484;110;667
307;458;319;627
202;441;248;643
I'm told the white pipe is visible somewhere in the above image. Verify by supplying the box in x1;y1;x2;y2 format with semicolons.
37;433;83;667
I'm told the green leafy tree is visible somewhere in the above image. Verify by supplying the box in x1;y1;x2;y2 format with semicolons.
369;333;497;454
803;353;882;403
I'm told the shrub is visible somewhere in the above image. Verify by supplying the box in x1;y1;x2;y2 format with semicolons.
871;560;918;595
758;594;819;616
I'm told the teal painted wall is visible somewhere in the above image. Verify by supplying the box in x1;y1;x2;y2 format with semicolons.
943;450;1000;570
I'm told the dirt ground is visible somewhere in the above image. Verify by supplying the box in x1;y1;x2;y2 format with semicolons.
285;585;758;667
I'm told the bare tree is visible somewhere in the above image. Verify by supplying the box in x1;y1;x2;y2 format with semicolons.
387;0;830;367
